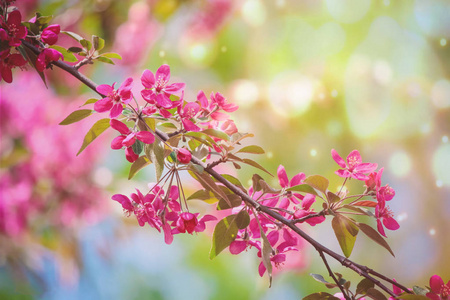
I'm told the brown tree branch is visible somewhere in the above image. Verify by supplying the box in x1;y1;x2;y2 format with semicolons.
21;41;412;298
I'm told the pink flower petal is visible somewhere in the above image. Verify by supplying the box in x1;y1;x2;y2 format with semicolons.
109;103;123;118
156;93;172;109
277;165;289;188
347;150;362;169
430;275;444;294
302;194;315;210
331;149;347;168
163;223;174;244
110;119;130;135
383;217;400;231
141;69;155;88
165;82;185;95
125;146;138;162
94;97;113;113
354;162;378;174
377;219;387;237
136;131;155;144
111;194;133;211
111;136;126;149
197;90;209;108
96;84;114;96
155;64;171;83
229;240;247;255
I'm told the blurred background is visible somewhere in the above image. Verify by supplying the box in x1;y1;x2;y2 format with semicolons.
1;0;449;299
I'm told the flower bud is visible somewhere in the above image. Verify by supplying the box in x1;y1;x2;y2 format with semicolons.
177;148;191;164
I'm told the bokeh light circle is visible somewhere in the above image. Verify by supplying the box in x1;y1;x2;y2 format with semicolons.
432;144;450;186
326;0;371;23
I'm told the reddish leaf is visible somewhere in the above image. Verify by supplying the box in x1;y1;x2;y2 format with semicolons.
356;222;395;257
352;200;377;207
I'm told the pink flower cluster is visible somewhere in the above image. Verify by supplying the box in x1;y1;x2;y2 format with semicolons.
0;4;63;83
332;149;399;237
94;64;238;164
0;10;27;82
0;72;106;239
427;275;450;300
228;165;322;276
112;185;216;244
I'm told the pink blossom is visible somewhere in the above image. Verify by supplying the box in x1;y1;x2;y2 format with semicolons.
141;64;185;109
197;90;238;121
277;164;306;208
40;24;60;45
331;149;378;181
0;52;27;83
178;101;201;132
94;78;133;118
220;119;238;135
110;119;154;162
426;275;450;300
36;48;63;72
365;168;383;192
176;212;199;234
375;200;400;237
2;10;27;47
177;148;192;164
293;194;325;226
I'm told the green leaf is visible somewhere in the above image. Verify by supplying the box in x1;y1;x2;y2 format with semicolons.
100;52;122;60
342;205;375;217
148;141;165;181
397;296;430;300
235;210;250;229
202;128;229;141
144;117;156;131
185;132;216;147
132;140;144;156
412;286;429;296
68;46;83;53
305;175;329;194
80;39;92;51
242;158;273;176
92;35;105;51
356;278;375;295
287;184;319;196
327;191;340;203
96;56;115;65
217;194;243;210
231;132;254;145
59;109;92;125
81;98;98;106
221;174;247;193
18;45;47;87
309;273;337;289
260;224;273;287
49;45;77;62
331;215;359;258
303;292;340;300
187;190;218;204
62;31;84;42
237;145;265;154
190;170;231;207
210;214;240;259
36;15;53;26
77;118;110;156
365;288;388;300
252;173;264;192
356;223;395;257
128;156;151;180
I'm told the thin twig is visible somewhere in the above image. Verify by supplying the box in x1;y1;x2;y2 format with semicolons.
318;249;350;300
